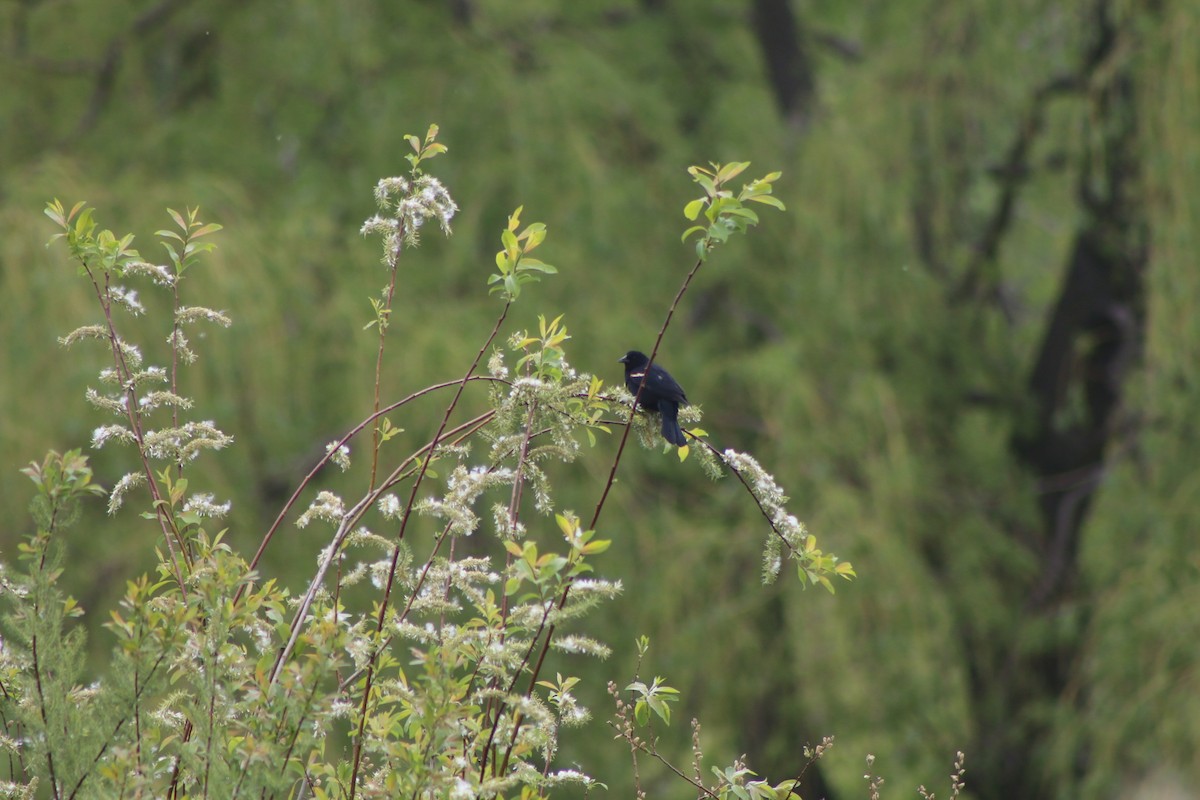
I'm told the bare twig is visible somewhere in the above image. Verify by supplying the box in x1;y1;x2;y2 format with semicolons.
347;301;513;798
242;376;507;600
497;254;709;776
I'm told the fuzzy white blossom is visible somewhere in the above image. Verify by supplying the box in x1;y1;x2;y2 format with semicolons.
545;769;596;787
571;577;623;595
363;174;457;257
58;324;109;348
138;390;192;411
128;365;168;389
183;492;231;519
448;778;475;800
512;376;548;392
123;260;176;286
722;448;815;583
487;349;509;378
141;420;232;461
107;471;145;514
115;339;143;369
109;285;144;316
373;176;410;204
492;502;526;540
368;559;394;589
297;491;346;528
329;698;355;719
377;493;403;520
326;441;351;471
415;465;513;537
167;328;197;364
175;306;232;328
86;388;128;415
151;704;186;730
92;424;134;449
551;634;611;659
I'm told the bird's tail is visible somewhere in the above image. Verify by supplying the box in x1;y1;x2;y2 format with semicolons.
661;405;687;447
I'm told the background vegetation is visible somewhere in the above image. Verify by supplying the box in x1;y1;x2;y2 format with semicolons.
1;0;1197;797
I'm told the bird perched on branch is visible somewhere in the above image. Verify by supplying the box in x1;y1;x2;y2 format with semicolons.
618;350;689;447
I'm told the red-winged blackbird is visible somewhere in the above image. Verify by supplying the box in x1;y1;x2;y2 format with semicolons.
618;350;689;447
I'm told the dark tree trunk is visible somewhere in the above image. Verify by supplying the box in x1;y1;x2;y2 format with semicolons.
972;2;1149;797
739;593;837;800
751;0;816;129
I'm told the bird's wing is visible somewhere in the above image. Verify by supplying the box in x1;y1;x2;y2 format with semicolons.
645;365;688;405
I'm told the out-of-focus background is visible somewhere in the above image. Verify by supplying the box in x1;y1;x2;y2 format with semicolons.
2;1;1197;797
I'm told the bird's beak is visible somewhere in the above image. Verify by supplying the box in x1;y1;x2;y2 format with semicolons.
617;356;627;363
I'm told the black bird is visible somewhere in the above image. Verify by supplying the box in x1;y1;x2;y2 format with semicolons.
618;350;689;447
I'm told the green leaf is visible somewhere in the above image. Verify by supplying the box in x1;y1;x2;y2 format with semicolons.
191;222;223;238
716;161;750;183
746;194;786;211
74;207;95;237
692;173;716;196
501;228;519;255
44;200;66;228
517;258;556;273
520;223;547;250
725;206;760;224
648;697;671;725
494;250;511;275
178;511;203;528
683;198;706;220
581;539;611;555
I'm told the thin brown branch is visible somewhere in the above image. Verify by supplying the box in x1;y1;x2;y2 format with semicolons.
369;241;403;491
84;265;191;589
497;254;709;776
30;635;61;799
268;408;496;683
348;301;513;798
477;395;540;774
606;721;722;799
242;376;508;597
693;438;806;560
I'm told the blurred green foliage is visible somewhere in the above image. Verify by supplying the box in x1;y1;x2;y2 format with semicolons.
2;0;1197;797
